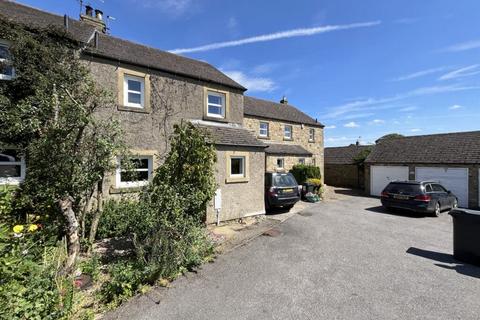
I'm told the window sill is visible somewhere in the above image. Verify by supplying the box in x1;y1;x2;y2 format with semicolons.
283;138;293;141
308;140;315;143
258;136;270;140
225;176;249;184
117;105;150;114
203;115;229;123
109;185;145;194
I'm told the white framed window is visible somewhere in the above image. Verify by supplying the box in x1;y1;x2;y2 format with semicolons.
284;125;293;140
116;156;153;188
309;128;315;142
277;158;284;169
207;90;226;118
299;158;305;165
259;122;269;137
0;41;14;81
123;74;145;108
230;156;245;178
0;149;25;184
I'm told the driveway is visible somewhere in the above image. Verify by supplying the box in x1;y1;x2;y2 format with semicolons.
106;194;480;320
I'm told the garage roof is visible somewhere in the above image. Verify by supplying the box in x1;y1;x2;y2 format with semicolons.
366;131;480;164
325;144;373;165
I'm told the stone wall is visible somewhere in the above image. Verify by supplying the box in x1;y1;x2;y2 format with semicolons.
365;163;479;209
206;145;265;223
243;116;324;174
83;56;265;221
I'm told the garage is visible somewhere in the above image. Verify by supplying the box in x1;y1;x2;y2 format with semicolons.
370;165;409;196
415;167;468;208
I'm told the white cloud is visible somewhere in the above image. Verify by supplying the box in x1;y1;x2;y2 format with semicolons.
410;128;421;132
399;106;417;112
227;17;238;29
324;125;336;129
169;21;381;54
252;63;280;75
141;0;194;16
344;121;359;128
223;70;276;92
449;104;463;110
325;136;349;142
369;119;385;125
443;40;480;52
391;67;448;81
438;65;480;80
322;84;480;119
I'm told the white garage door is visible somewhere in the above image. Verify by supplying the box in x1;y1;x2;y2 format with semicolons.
415;167;469;208
371;166;409;196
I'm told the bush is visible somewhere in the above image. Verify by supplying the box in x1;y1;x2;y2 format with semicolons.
79;254;101;282
0;186;15;221
290;164;322;184
0;223;75;319
94;199;139;239
100;261;149;307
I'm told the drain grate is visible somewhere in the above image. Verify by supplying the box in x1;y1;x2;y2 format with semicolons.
262;228;282;237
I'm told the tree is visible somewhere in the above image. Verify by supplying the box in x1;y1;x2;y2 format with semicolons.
0;21;125;272
375;133;405;144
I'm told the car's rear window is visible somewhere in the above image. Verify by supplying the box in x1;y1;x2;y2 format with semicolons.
272;174;297;187
385;183;421;194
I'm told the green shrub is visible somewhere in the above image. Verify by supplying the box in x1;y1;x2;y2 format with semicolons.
0;223;75;319
79;254;101;282
95;199;139;239
100;261;149;307
0;187;15;221
290;164;322;184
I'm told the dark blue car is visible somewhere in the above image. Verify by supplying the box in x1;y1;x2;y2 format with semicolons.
381;181;458;217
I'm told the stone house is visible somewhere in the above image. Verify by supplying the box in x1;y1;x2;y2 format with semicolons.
324;144;372;189
0;1;270;223
243;96;325;175
365;131;480;209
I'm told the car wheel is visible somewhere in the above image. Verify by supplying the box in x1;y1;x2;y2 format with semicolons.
433;202;441;217
285;204;294;211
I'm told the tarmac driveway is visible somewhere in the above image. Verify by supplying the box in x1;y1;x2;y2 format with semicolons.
106;194;480;320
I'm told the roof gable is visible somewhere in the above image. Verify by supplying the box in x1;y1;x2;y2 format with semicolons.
244;96;324;127
366;131;480;164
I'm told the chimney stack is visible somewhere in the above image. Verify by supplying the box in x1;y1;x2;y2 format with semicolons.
80;5;106;33
280;95;288;105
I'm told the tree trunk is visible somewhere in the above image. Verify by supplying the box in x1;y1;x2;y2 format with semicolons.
88;179;104;245
59;196;80;273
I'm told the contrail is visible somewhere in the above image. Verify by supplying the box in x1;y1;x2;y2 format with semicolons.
169;21;381;54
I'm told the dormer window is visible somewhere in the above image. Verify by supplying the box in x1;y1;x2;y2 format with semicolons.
206;90;226;118
0;41;14;80
123;74;145;109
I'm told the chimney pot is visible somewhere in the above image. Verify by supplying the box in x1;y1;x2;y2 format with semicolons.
95;9;103;20
280;95;288;104
85;5;93;16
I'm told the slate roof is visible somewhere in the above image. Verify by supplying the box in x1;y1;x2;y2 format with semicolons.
244;96;324;128
0;0;96;43
265;144;312;156
365;131;480;164
325;144;373;165
0;0;245;91
197;124;267;148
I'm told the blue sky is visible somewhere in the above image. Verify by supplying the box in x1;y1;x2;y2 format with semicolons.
19;0;480;146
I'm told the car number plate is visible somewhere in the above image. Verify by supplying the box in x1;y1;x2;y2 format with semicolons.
393;194;409;200
283;188;294;193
